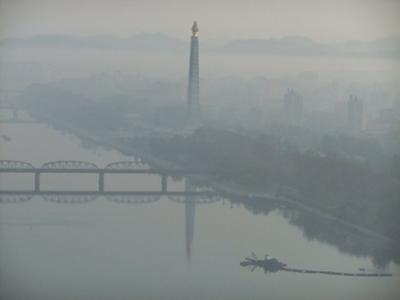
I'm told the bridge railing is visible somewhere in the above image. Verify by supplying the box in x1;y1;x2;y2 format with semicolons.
41;160;99;169
0;160;35;169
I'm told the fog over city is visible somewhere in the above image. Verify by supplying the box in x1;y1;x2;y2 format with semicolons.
0;1;399;300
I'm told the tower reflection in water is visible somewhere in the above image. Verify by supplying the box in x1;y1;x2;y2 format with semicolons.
185;181;196;263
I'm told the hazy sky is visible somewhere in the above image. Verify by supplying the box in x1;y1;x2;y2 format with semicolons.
1;0;400;42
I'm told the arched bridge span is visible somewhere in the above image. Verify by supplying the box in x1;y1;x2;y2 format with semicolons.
41;160;99;169
105;160;148;169
0;160;34;169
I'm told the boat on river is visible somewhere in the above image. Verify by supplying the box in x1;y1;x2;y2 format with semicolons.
240;253;393;277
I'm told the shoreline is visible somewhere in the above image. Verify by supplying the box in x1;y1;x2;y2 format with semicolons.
37;115;398;245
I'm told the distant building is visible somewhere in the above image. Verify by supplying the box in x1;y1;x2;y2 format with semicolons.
187;21;200;120
347;95;363;133
283;88;303;126
366;106;399;138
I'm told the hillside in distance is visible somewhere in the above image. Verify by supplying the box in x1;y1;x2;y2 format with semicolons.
1;34;399;57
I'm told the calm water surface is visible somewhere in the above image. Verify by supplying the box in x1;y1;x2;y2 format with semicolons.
0;122;399;300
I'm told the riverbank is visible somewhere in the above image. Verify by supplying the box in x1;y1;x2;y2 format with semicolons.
33;113;399;247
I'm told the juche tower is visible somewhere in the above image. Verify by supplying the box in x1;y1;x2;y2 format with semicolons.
187;21;200;119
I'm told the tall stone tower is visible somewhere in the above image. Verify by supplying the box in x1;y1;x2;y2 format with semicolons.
187;21;200;119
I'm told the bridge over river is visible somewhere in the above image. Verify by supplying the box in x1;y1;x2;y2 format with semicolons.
0;160;216;203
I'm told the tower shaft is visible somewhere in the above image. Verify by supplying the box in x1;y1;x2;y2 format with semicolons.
187;23;200;119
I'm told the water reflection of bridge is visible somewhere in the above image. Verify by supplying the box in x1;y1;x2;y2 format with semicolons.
0;190;219;204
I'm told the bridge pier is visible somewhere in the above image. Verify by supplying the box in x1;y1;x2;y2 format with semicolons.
98;172;105;192
34;171;40;192
161;174;167;193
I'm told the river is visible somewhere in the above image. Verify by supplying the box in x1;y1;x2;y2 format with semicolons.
0;121;399;300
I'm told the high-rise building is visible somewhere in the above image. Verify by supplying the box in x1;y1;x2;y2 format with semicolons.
283;88;303;126
347;95;363;133
187;21;200;120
